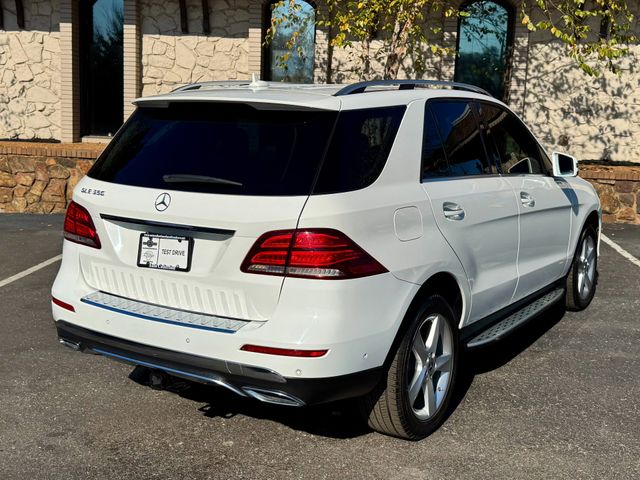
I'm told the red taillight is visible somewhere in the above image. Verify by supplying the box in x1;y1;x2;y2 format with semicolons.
52;296;75;312
63;201;101;249
240;344;328;358
241;228;387;279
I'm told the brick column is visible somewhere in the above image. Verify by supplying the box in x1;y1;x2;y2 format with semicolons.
313;2;329;83
123;0;141;120
509;6;531;116
248;2;263;78
440;14;458;81
59;0;80;142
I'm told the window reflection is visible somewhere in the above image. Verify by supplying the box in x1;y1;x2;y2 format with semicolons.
476;102;544;174
430;101;492;176
81;0;124;136
455;1;511;99
267;0;316;83
422;107;449;179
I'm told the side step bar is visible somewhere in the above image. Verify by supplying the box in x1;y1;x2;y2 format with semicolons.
467;288;565;348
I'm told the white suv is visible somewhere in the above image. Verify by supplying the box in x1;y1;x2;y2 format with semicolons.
52;79;600;440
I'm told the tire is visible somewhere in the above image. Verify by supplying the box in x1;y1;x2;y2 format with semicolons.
359;294;459;440
566;224;598;311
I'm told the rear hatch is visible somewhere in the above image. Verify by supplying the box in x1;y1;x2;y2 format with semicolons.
75;101;338;322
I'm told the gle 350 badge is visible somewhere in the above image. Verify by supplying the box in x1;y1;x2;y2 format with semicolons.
80;187;105;197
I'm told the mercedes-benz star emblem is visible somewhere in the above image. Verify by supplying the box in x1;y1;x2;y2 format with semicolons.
155;193;171;212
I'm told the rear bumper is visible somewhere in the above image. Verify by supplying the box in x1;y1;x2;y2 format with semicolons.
56;320;383;406
53;240;418;379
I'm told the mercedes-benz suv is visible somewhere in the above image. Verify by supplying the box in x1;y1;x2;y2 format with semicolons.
52;79;600;439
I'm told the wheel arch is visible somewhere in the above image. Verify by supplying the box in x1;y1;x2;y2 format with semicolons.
565;208;600;310
383;272;464;369
586;209;601;256
584;209;600;234
575;208;601;257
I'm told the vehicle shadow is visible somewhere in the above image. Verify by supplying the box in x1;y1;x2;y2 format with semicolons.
128;304;567;440
447;302;567;422
128;364;370;439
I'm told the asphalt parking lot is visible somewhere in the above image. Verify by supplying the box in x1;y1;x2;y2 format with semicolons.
1;215;639;480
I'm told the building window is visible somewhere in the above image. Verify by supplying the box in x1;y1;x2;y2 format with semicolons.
264;0;316;83
80;0;124;137
454;1;513;100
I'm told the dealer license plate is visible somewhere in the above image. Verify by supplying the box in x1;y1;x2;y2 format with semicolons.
137;233;193;272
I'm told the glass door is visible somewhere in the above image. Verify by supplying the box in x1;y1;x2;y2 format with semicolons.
80;0;124;137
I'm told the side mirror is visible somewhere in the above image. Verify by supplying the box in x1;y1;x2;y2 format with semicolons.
552;152;579;177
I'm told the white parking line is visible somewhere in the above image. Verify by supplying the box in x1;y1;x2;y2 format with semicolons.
601;234;640;268
0;254;62;289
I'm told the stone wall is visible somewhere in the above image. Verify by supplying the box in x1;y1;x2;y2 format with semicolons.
522;41;640;164
1;141;638;225
0;141;102;213
0;0;61;140
579;165;640;225
0;0;637;166
519;2;640;163
314;38;443;84
140;0;250;96
309;1;640;164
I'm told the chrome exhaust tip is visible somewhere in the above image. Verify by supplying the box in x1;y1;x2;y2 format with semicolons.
242;387;305;407
59;338;82;351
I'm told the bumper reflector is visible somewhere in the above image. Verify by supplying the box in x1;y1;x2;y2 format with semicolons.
241;344;328;358
52;296;75;312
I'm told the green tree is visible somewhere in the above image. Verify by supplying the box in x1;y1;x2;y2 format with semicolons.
521;0;636;76
265;0;637;80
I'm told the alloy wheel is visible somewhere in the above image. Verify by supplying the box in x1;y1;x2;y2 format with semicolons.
407;313;454;420
577;235;597;301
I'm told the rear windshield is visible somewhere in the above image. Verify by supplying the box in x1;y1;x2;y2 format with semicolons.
89;102;405;196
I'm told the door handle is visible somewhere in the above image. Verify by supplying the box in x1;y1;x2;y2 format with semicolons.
520;191;535;208
443;202;465;221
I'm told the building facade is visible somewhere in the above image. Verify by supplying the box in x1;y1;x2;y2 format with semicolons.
0;0;638;162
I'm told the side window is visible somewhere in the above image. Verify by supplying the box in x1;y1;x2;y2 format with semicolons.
430;100;493;177
477;102;544;175
422;106;449;179
314;106;406;194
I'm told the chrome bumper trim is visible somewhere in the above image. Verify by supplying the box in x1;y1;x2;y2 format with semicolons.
81;291;250;334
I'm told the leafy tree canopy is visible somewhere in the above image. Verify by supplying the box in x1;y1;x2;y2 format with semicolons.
266;0;637;80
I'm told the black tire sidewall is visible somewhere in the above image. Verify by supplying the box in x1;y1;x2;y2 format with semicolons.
568;225;598;310
395;295;459;438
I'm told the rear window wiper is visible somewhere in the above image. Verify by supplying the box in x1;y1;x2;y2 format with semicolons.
162;174;243;187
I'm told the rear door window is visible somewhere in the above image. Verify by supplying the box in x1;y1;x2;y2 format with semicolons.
476;102;545;175
313;106;406;194
89;102;337;196
429;100;493;176
422;105;450;179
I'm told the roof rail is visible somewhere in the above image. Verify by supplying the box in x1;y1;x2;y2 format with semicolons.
334;80;492;97
173;74;276;93
171;80;252;92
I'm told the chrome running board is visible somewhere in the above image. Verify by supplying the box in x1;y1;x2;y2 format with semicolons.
467;288;565;348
